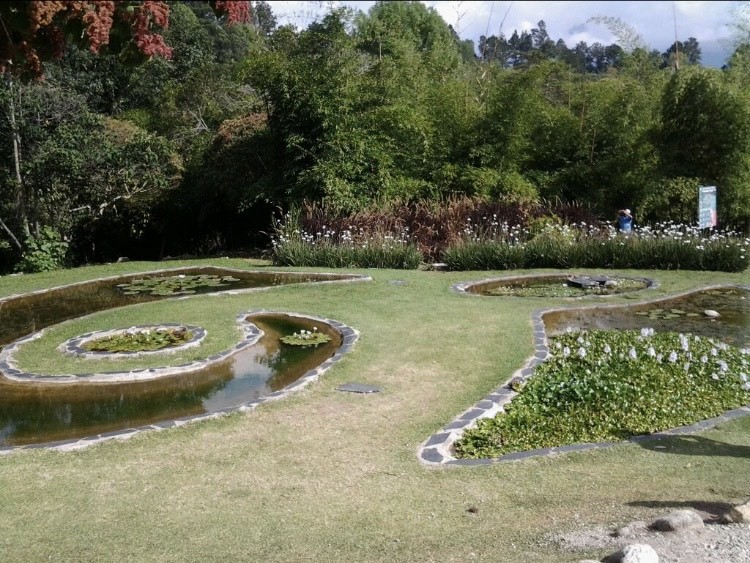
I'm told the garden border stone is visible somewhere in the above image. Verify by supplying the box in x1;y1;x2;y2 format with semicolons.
0;265;366;453
418;282;750;467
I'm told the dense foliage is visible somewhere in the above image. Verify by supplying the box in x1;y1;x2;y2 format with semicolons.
455;329;750;458
0;0;749;271
270;200;749;271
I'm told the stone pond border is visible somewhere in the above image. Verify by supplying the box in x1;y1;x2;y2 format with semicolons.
0;310;358;453
451;272;659;298
0;264;368;452
58;324;208;360
418;282;750;467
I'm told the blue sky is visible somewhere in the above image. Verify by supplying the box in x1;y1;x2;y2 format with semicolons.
266;1;746;67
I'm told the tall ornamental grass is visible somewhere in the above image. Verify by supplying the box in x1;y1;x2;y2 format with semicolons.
444;221;750;272
455;329;750;459
276;198;602;262
270;210;422;269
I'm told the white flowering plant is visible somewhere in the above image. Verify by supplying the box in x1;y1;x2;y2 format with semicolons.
270;210;421;269
444;220;749;272
456;329;750;458
280;327;332;347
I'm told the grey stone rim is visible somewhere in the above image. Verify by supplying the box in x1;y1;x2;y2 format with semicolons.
0;309;358;453
418;283;750;467
452;272;659;298
58;323;208;360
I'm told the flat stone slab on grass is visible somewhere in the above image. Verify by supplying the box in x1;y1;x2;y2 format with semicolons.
336;382;381;394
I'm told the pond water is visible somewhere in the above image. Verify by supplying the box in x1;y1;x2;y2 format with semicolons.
0;313;342;447
543;286;750;348
0;267;358;346
464;274;652;298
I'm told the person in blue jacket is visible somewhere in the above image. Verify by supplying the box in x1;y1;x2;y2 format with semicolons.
617;209;633;232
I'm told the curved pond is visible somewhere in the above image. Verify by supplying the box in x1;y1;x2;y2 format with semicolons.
543;286;750;348
0;313;347;447
0;267;365;448
0;266;363;347
457;273;654;298
418;284;750;466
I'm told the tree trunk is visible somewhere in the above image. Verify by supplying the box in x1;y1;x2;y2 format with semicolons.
7;75;29;239
3;74;26;252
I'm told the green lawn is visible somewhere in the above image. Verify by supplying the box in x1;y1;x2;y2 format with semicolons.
0;259;748;562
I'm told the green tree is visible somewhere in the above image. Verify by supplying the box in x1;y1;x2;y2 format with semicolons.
659;67;750;228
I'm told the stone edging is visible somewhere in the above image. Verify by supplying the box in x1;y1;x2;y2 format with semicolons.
418;283;750;467
451;272;659;297
0;266;372;304
0;314;260;383
58;324;208;360
0;311;358;453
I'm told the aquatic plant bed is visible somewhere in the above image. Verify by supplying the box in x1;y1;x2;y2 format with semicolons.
60;324;206;358
419;284;750;466
280;328;332;347
116;274;241;296
454;328;750;459
456;273;654;298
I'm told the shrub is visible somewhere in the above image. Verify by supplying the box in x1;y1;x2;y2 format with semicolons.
15;227;69;273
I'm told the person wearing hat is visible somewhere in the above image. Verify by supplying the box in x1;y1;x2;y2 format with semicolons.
617;208;633;233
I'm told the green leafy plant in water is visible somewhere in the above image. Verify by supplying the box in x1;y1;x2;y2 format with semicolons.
455;328;750;459
486;277;647;298
116;274;241;296
635;308;701;320
83;327;194;353
280;327;332;347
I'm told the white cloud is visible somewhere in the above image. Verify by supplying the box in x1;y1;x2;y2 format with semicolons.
268;1;744;66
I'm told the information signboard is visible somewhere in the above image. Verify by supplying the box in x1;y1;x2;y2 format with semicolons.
698;186;717;229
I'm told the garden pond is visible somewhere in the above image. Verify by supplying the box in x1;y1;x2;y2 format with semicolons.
543;286;750;348
0;267;359;346
463;274;653;298
0;267;360;447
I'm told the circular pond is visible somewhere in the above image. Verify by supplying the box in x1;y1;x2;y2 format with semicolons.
456;273;654;298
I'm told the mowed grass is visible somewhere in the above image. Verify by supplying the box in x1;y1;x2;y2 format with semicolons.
0;259;749;562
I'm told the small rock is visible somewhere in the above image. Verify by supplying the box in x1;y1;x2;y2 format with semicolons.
727;499;750;524
703;309;720;318
615;521;649;538
603;543;659;563
650;509;704;532
604;280;619;287
116;256;130;263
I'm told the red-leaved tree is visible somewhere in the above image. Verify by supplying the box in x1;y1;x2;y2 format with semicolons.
0;1;251;76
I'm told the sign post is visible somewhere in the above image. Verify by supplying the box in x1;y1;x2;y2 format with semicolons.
698;186;717;229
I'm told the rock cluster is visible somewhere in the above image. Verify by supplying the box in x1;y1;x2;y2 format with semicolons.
574;501;750;563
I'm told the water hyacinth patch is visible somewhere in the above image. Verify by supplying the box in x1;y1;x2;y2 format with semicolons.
455;329;750;459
